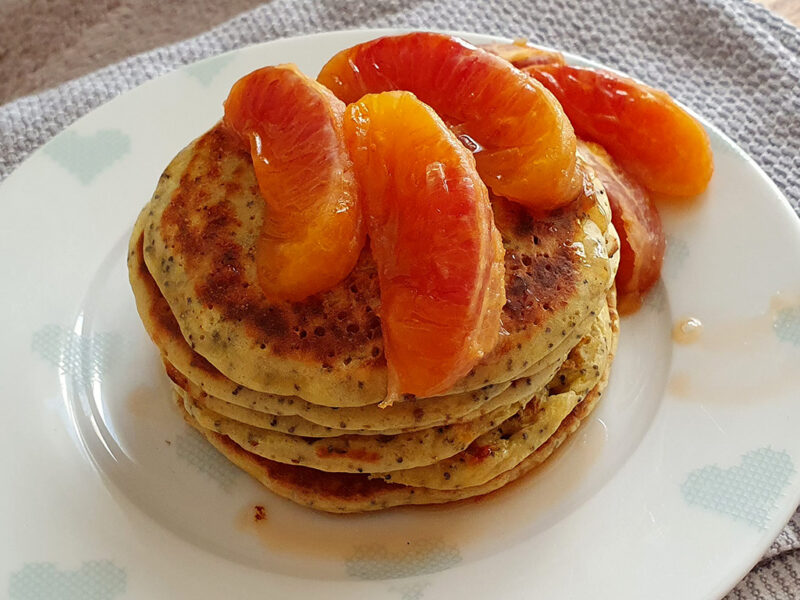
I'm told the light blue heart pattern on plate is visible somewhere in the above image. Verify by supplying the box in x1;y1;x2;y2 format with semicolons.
681;447;794;530
388;581;430;600
9;561;125;600
773;305;800;346
186;54;235;86
32;325;120;387
43;130;130;185
345;539;461;580
174;429;240;492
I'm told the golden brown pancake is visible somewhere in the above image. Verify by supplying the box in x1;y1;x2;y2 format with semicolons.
137;123;617;406
128;117;621;513
174;301;616;513
168;357;563;438
129;228;605;432
170;298;612;475
373;301;615;488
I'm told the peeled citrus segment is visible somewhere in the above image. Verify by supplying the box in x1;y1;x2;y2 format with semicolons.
223;64;364;301
319;32;581;210
481;40;565;68
578;140;665;314
342;91;506;403
525;63;713;197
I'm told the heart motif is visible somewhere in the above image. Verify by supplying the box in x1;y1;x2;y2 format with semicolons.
388;581;430;600
773;305;800;346
345;539;461;580
9;561;125;600
31;324;120;387
186;53;235;86
681;447;794;530
173;430;240;492
43;129;130;185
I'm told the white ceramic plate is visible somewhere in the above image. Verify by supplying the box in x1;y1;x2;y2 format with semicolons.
3;29;800;600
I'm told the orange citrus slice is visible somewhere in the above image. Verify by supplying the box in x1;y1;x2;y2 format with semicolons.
526;63;714;197
223;64;365;301
342;91;506;403
578;141;666;314
319;32;581;210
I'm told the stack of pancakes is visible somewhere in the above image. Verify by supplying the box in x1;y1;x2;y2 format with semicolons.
128;124;620;513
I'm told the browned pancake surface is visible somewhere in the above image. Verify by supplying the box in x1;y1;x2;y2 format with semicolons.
140;123;616;404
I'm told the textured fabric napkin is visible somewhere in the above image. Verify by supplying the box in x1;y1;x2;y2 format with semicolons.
1;0;799;597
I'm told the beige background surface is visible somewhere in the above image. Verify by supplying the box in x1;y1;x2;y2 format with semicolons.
0;0;265;104
0;0;798;105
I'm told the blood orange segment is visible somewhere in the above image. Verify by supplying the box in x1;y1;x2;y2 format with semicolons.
578;140;665;314
481;40;565;68
525;63;713;197
342;91;506;403
319;32;581;210
223;64;365;301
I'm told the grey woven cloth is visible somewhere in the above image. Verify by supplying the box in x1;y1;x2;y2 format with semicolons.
1;0;799;597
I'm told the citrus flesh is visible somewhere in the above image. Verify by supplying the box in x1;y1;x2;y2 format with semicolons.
223;64;365;301
342;91;506;403
319;32;581;211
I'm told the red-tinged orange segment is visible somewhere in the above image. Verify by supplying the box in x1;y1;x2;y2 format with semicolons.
481;39;565;68
342;91;506;403
578;140;666;314
319;32;581;210
525;63;713;197
223;64;365;301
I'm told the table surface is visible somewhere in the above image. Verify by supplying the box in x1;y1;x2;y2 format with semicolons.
759;0;800;25
0;0;797;106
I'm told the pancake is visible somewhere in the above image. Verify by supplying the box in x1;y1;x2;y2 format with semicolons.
372;300;615;488
138;123;617;406
129;219;609;431
171;301;611;475
128;109;622;513
174;301;616;513
168;353;566;437
180;386;525;472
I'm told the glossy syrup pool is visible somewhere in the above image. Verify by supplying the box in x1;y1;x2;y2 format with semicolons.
63;232;671;580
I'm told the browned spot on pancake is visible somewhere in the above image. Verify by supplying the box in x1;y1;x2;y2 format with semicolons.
157;126;583;365
465;443;494;465
189;353;221;378
163;360;188;390
214;433;400;499
493;198;579;334
315;446;381;463
159;125;384;363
